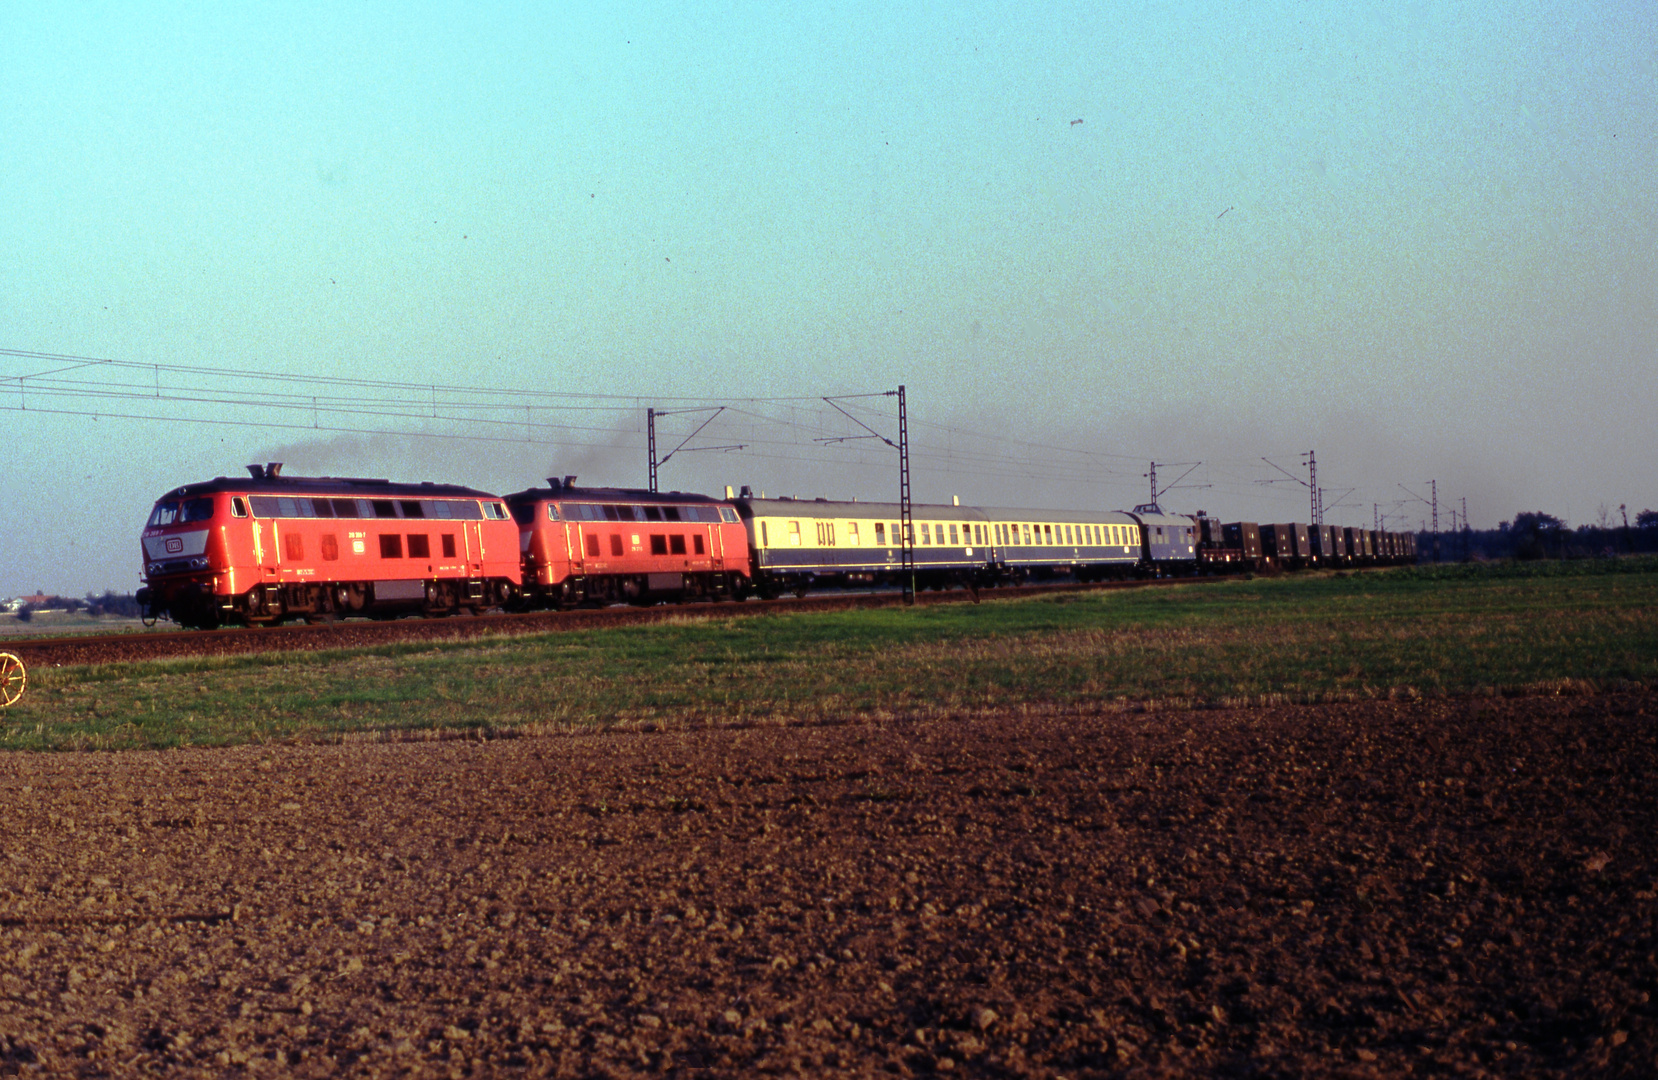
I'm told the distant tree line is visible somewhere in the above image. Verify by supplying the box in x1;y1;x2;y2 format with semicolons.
11;591;144;621
1413;507;1658;562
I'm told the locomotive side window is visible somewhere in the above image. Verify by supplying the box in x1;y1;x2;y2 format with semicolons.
650;534;668;555
311;498;336;518
441;534;456;558
669;535;686;555
408;535;431;559
332;499;360;518
693;535;705;555
372;500;398;519
321;534;340;561
380;535;403;558
284;533;304;560
609;534;625;556
585;535;601;558
663;507;681;522
603;505;621;522
644;506;663;522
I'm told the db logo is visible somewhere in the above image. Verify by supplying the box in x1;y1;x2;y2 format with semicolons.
165;538;184;554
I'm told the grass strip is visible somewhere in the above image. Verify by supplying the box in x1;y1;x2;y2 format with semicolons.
4;558;1656;751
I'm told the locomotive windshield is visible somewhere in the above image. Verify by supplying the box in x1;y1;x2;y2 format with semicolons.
147;497;215;527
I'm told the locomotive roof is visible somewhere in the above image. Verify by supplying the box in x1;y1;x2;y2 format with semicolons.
158;474;500;501
503;484;727;504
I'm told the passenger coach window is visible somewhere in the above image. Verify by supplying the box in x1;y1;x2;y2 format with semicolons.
920;523;930;545
788;521;801;546
874;523;885;545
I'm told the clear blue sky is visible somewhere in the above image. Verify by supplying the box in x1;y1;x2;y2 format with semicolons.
3;1;1655;594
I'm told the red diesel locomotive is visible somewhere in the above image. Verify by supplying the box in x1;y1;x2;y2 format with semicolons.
504;477;751;608
138;464;520;628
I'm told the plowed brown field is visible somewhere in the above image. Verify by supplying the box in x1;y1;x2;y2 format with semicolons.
1;693;1654;1077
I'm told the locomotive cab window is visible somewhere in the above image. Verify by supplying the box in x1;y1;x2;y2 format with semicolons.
230;497;248;518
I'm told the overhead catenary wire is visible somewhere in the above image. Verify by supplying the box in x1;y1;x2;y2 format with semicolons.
3;347;1383;520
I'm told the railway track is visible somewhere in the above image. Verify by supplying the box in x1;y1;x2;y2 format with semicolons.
3;575;1199;669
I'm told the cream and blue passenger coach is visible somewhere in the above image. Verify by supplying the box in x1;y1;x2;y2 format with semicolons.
733;495;1183;593
734;496;988;595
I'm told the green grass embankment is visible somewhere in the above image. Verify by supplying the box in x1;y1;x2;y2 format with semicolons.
5;558;1656;750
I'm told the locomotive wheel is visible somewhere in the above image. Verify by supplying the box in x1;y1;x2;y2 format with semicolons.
0;652;24;708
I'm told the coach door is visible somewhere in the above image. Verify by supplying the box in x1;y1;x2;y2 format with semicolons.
251;513;279;580
461;520;485;575
570;522;586;572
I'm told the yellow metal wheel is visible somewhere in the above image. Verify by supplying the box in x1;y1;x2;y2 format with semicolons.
0;652;24;708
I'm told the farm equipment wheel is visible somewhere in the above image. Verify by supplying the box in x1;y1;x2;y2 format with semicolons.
0;653;24;708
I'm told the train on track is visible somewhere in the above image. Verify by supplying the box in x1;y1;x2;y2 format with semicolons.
137;464;1418;629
